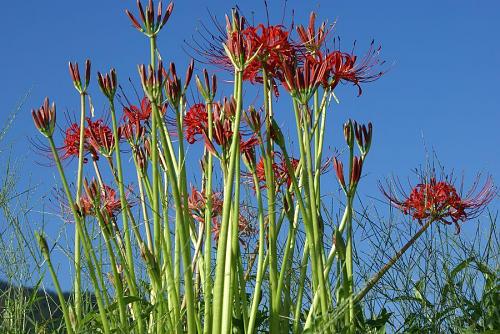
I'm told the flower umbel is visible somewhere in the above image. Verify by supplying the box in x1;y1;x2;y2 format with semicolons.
381;175;495;233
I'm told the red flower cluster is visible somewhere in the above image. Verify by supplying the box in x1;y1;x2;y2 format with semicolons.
79;183;123;221
188;186;256;246
62;118;115;162
242;24;295;92
382;176;495;233
195;10;385;97
184;100;259;158
253;152;300;190
123;97;152;123
184;103;208;144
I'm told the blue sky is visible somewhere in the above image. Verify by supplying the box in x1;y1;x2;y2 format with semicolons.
1;0;499;290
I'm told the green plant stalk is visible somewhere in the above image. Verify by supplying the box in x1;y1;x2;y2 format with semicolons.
203;100;214;334
132;153;153;252
261;70;280;333
247;170;266;334
212;69;243;333
38;234;74;334
313;91;329;206
293;242;310;334
150;101;198;334
95;213;127;330
149;34;162;281
303;104;329;315
345;142;355;332
275;191;299;326
291;99;328;314
161;171;181;333
47;137;111;334
108;99;146;333
73;92;86;323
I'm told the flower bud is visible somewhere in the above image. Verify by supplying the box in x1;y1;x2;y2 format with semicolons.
32;97;56;138
333;157;346;190
343;120;354;148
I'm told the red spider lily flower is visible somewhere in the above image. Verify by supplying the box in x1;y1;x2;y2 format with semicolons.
184;103;208;144
123;97;152;123
188;186;223;225
80;179;128;222
87;118;117;158
327;41;385;96
61;118;112;162
252;152;300;190
381;176;496;233
297;12;330;54
121;120;146;145
240;135;260;165
280;57;329;104
32;97;56;138
211;207;257;247
242;24;296;90
125;0;174;36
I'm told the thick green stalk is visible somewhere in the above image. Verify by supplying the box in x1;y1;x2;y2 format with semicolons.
212;69;243;333
47;137;111;334
95;213;127;330
293;242;310;334
203;101;214;334
73;92;86;323
247;170;266;334
151;100;198;333
38;235;74;334
291;99;327;314
302;103;328;315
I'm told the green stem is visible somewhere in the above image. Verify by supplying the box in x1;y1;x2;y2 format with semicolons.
47;137;111;334
73;92;86;323
212;69;243;333
38;235;74;334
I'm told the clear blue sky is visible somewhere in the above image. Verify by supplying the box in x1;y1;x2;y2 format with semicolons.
1;0;499;290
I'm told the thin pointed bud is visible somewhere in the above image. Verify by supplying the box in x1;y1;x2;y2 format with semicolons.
126;10;142;31
203;68;210;89
170;62;177;79
84;59;91;88
69;61;83;92
137;0;147;26
212;74;217;96
195;75;207;100
74;63;81;84
350;156;363;186
184;59;194;90
157;60;164;85
111;69;117;92
135;147;148;172
365;122;373;153
344;120;354;148
156;1;162;28
333;157;346;190
147;0;154;26
160;2;174;29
